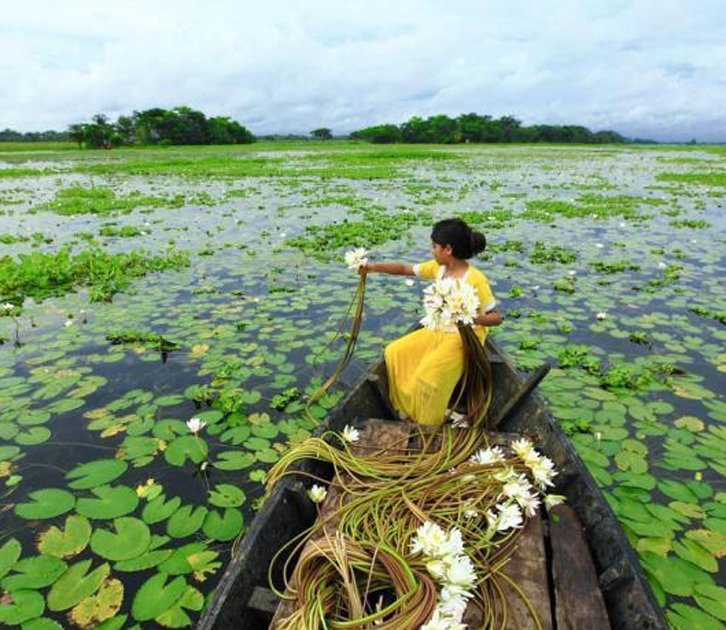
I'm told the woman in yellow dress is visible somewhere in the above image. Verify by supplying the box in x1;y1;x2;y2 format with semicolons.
362;218;502;426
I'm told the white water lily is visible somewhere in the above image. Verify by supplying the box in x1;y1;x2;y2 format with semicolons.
426;558;448;581
530;456;557;490
436;595;468;621
186;417;207;434
421;609;466;630
405;278;415;287
544;494;567;509
520;491;542;517
2;302;15;311
344;247;369;270
341;425;360;443
64;319;74;327
410;522;464;559
470;445;505;465
493;467;519;483
501;474;533;503
596;311;607;320
510;438;534;461
307;484;327;503
463;508;479;519
444;554;477;589
492;502;524;532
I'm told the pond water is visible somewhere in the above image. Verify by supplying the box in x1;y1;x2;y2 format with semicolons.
0;142;724;628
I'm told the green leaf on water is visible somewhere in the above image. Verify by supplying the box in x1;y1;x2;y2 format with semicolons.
155;394;185;407
0;588;46;625
155;585;204;628
219;425;252;444
164;435;208;466
142;493;182;525
202;508;244;542
641;552;693;597
667;602;722;630
75;485;139;520
15;488;75;520
69;577;123;629
694;583;726;622
158;542;208;575
251;423;279;439
0;538;22;579
37;515;92;559
669;500;706;519
66;459;128;490
674;415;705;432
114;548;173;572
243;436;270;451
14;427;51;446
166;505;208;538
131;573;187;622
90;517;151;561
213;450;255;470
685;529;726;557
21;617;64;630
1;555;67;591
47;559;110;611
672;539;718;572
208;484;245;508
255;448;280;464
658;479;698;503
615;450;648;474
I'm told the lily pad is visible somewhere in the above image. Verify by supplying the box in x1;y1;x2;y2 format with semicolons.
208;484;245;508
1;555;67;591
694;583;726;621
114;548;174;572
166;505;208;538
76;485;139;519
66;459;128;490
213;450;256;470
0;589;46;625
47;559;111;611
685;529;726;557
142;493;182;525
155;585;204;628
164;435;208;466
672;539;718;572
15;488;75;520
38;515;92;559
69;578;124;629
158;542;209;575
203;508;244;542
0;538;22;579
90;517;151;561
131;573;187;622
14;427;52;446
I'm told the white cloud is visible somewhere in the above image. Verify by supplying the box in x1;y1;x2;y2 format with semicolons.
1;0;724;141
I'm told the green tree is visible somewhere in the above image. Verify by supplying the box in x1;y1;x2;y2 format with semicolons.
311;128;333;140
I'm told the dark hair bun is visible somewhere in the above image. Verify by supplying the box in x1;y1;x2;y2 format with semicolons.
470;230;486;255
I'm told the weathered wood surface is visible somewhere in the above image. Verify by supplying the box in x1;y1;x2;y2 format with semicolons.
550;504;610;630
502;514;553;630
271;419;412;627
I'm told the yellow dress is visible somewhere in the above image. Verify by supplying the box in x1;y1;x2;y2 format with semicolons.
384;260;496;426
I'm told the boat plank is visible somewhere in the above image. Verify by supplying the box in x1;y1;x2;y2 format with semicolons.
550;504;610;630
502;513;553;629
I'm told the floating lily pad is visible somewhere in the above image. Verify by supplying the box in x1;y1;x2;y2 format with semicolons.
202;508;244;542
114;548;174;572
131;573;187;622
0;588;46;625
166;505;208;538
685;529;726;557
37;515;92;559
90;517;151;561
213;450;255;470
47;559;110;611
208;484;245;508
76;485;139;519
15;488;75;520
158;542;208;575
66;459;128;490
1;555;67;591
69;578;124;629
0;538;22;579
694;583;726;622
20;617;64;630
164;435;208;466
155;585;205;628
672;539;718;572
142;493;182;525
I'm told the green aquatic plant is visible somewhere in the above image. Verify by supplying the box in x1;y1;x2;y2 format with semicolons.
590;260;641;273
529;241;578;265
106;330;180;353
40;185;186;216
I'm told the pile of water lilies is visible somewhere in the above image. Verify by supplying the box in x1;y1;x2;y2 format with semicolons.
266;425;564;629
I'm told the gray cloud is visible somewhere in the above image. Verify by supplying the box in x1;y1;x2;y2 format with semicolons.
1;0;724;141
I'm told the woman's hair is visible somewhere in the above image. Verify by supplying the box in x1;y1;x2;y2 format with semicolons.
431;218;486;259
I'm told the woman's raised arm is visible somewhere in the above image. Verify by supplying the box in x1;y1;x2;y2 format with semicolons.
362;262;414;276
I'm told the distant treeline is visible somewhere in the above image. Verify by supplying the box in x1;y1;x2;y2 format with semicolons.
0;129;68;142
350;114;626;144
66;106;255;148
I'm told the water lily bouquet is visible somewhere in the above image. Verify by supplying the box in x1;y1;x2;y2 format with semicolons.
420;277;480;331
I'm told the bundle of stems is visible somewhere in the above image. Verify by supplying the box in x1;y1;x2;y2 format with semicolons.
457;323;495;428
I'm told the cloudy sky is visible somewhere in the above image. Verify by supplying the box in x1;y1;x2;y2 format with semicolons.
2;0;724;141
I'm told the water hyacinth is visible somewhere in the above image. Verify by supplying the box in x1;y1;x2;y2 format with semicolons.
420;277;480;331
344;247;369;270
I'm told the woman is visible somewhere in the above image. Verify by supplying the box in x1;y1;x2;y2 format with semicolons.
362;218;502;426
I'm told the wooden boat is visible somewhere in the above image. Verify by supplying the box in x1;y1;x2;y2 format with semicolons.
197;337;667;629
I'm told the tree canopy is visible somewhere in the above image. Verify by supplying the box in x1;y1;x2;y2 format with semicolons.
350;113;626;144
67;107;255;149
